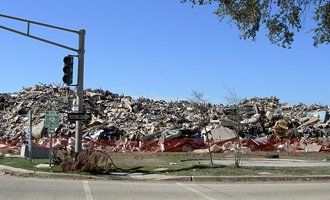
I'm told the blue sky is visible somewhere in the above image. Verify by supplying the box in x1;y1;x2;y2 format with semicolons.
0;1;328;105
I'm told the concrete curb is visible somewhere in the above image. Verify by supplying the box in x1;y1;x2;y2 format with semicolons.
189;175;330;182
124;174;330;182
1;164;330;182
0;165;105;180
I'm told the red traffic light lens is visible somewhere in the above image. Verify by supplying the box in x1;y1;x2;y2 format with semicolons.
63;56;73;65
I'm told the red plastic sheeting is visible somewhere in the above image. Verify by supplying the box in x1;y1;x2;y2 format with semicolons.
0;139;20;152
96;138;207;152
1;136;330;153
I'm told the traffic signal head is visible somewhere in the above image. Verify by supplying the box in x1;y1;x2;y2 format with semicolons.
62;56;73;85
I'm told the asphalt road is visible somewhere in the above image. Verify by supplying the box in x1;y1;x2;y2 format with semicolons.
0;175;329;200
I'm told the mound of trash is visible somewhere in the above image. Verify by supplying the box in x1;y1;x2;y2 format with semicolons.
1;83;329;154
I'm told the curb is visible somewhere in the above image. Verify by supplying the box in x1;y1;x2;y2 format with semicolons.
0;165;105;180
189;175;330;182
124;175;330;182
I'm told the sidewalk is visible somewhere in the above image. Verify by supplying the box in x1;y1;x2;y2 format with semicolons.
186;158;330;167
1;164;330;182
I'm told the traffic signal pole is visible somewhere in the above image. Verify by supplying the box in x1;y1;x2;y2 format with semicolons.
0;13;86;155
75;30;86;155
0;14;79;51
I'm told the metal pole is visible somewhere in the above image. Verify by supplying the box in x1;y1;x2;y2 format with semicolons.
75;29;85;157
28;110;32;163
49;133;53;172
0;13;79;34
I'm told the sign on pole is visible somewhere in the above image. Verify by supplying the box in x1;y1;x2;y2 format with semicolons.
44;110;59;172
45;111;59;133
68;112;91;121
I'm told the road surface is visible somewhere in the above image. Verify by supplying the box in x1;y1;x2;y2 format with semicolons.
0;175;329;200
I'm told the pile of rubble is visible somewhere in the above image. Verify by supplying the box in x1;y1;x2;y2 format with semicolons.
0;84;329;154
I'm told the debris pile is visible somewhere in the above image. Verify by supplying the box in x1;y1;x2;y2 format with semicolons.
58;149;114;174
0;84;330;154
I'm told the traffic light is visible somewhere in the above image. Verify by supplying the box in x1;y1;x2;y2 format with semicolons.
62;56;73;85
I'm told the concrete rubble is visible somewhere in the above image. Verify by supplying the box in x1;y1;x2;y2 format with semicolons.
0;84;330;155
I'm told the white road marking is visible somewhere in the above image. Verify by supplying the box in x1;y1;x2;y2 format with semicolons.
83;181;94;200
176;183;216;200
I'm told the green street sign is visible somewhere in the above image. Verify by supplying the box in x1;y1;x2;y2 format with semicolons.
45;111;59;132
48;129;55;135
